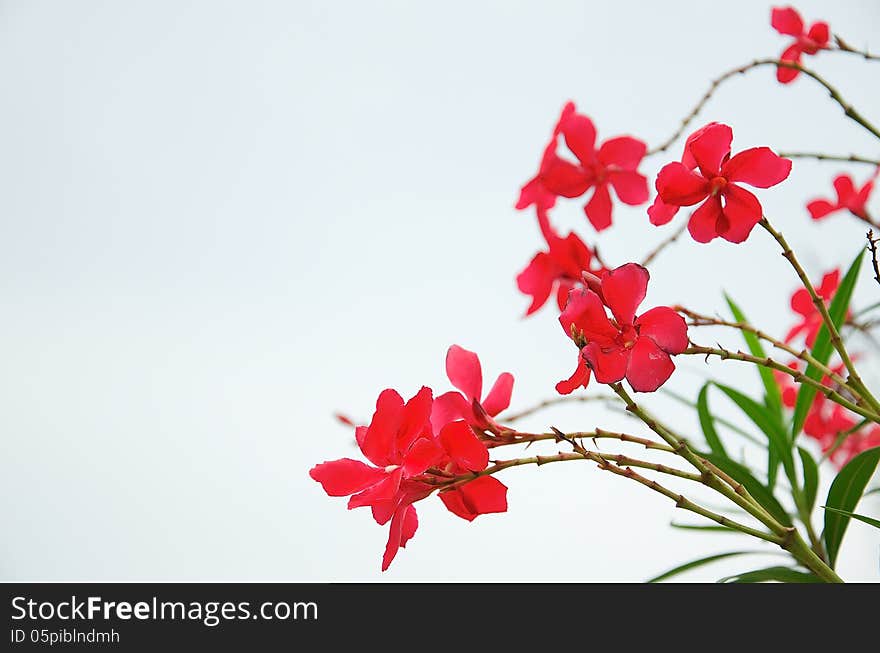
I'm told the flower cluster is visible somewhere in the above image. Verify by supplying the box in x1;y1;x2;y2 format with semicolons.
771;6;830;84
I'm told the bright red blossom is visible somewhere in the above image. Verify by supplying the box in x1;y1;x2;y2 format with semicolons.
654;123;791;243
785;269;840;346
557;263;688;393
807;170;877;221
518;101;649;232
771;6;830;84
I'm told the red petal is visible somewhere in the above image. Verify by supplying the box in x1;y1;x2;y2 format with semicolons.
626;336;675;392
818;270;840;299
647;195;680;226
561;112;597;164
681;122;723;169
446;345;482;400
722;147;791;188
399;505;418;549
807;199;837;219
601;263;649;325
402;437;443;477
430;390;470;433
555;354;591;395
790;288;814;316
309;458;386;497
656;162;709;206
719;184;763;243
635;306;688;354
516;251;556;315
360;389;405;466
582;342;630;384
397;386;434;452
609;170;649;205
482;372;514;417
687;195;723;243
808;22;829;46
584;184;613;231
598;136;646;169
559;288;618;343
439;420;489;471
833;175;856;203
771;7;804;36
381;504;408;571
688;123;732;178
541;157;592;198
348;469;402;511
440;476;508;521
777;44;802;83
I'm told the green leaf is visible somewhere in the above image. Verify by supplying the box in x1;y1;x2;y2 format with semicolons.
798;447;819;513
792;251;864;437
725;294;784;421
647;551;760;583
715;382;795;488
670;522;738;533
822;506;880;530
823;445;880;567
697;384;727;458
718;566;822;583
661;388;763;446
701;452;792;526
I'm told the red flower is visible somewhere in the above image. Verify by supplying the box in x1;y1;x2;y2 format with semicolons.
516;225;606;316
654;123;791;243
558;263;688;393
432;345;514;432
785;269;840;346
520;101;649;232
516;103;575;215
771;6;830;84
807;171;877;221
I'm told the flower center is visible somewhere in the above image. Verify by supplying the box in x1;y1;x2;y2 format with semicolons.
709;176;728;195
618;324;638;349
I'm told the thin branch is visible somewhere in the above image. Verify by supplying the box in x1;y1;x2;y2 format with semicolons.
868;230;880;289
501;394;620;424
641;222;688;267
777;151;880;166
486;428;673;452
833;35;880;62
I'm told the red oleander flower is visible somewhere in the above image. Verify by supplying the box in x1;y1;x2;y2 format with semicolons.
771;6;830;84
519;101;649;232
516;225;606;316
432;345;514;432
654;123;791;243
785;269;840;346
557;263;688;393
807;171;877;221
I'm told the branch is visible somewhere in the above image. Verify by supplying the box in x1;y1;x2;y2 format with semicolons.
500;394;622;424
486;428;673;452
868;230;880;289
777;151;880;166
641;222;688;267
833;35;880;61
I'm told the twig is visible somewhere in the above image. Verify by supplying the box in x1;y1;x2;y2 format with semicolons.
833;35;880;62
777;151;880;166
501;394;621;424
641;222;688;267
867;230;880;289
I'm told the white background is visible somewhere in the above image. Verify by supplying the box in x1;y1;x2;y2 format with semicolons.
1;0;878;581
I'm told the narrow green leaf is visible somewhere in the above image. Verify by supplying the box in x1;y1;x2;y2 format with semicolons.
792;251;864;437
718;566;821;583
715;382;795;487
822;506;880;530
725;294;784;420
701;452;792;526
823;446;880;566
647;551;759;583
697;384;727;458
670;522;737;533
798;447;819;513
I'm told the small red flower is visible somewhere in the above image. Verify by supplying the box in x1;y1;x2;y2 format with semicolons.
771;6;830;84
516;103;575;215
785;269;840;346
516;225;606;316
557;263;688;393
654;123;791;243
519;102;649;232
432;345;514;432
807;170;877;222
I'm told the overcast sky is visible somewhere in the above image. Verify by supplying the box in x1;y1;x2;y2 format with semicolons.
1;0;878;581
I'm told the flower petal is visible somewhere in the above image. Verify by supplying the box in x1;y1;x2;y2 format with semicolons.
429;390;470;434
541;157;593;198
598;136;646;169
656;162;709;206
609;170;649;205
582;342;630;384
309;458;387;497
402;437;444;477
601;263;649;325
440;476;508;521
790;287;814;316
648;195;680;226
719;184;763;243
561;112;597;164
361;389;405;466
771;6;804;36
807;199;837;220
555;354;591;395
817;270;840;299
722;147;791;188
516;251;556;316
777;44;802;83
584;184;613;231
833;174;856;204
446;345;482;400
381;504;409;571
635;306;688;354
397;386;434;452
399;504;418;549
439;420;488;471
626;337;675;392
348;469;402;512
807;21;830;46
687;195;723;243
482;372;514;417
688;123;732;178
559;288;617;343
